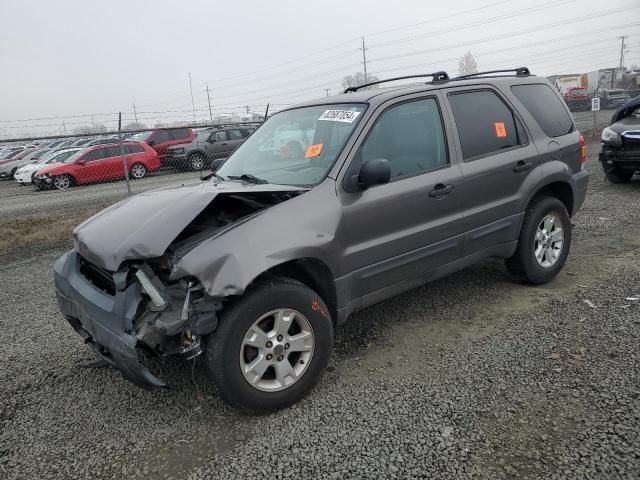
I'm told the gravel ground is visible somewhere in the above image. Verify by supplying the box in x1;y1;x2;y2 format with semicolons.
1;142;639;479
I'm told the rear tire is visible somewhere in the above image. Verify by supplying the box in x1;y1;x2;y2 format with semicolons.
206;278;333;412
604;167;633;184
130;163;147;179
506;196;571;284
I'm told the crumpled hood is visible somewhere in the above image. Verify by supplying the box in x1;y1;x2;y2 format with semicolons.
74;180;306;271
35;162;65;176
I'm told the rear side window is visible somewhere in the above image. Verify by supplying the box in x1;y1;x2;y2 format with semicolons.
511;84;574;137
169;128;189;140
125;144;145;154
448;90;521;160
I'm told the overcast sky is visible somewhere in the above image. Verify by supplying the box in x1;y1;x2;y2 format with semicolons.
1;0;638;137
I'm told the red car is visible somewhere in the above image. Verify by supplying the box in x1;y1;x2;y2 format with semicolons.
34;142;159;190
128;127;195;165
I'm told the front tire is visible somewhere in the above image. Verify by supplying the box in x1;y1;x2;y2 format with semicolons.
53;174;73;190
604;167;633;184
506;196;571;284
206;278;333;412
189;153;206;172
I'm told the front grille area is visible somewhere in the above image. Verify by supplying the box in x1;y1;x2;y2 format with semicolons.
79;256;116;295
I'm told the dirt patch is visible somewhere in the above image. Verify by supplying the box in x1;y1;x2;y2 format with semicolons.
0;208;101;251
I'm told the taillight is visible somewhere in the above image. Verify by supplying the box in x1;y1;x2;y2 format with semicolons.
579;135;587;165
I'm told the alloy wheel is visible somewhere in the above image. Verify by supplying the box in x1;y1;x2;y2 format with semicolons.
131;164;146;179
239;308;315;392
534;213;564;268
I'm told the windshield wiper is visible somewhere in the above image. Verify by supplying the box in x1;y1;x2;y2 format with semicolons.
226;173;269;184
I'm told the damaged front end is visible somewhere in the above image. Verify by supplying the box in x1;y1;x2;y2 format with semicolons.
54;182;307;388
54;252;221;388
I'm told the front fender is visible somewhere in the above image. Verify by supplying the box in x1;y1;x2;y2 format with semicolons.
171;181;342;297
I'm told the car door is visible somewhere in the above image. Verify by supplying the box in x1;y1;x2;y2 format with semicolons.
101;146;126;179
148;130;171;160
337;94;466;300
75;147;109;183
205;130;230;159
443;86;543;255
225;129;246;156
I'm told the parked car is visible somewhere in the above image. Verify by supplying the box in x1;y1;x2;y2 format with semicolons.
54;68;588;412
0;148;37;178
164;126;256;171
34;142;159;190
599;95;640;183
14;147;81;185
71;138;96;147
563;87;590;111
599;89;631;110
128;127;195;165
0;146;24;158
84;137;121;147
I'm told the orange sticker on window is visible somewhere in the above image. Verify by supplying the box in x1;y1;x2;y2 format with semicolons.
305;143;323;158
494;122;507;138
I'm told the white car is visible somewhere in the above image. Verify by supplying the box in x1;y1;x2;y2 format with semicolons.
14;147;81;185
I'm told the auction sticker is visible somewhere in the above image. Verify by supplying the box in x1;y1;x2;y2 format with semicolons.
318;110;361;123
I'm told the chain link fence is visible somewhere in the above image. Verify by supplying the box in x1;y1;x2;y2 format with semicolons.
0;118;262;196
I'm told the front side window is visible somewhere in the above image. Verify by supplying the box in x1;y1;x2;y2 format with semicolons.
217;103;366;186
227;129;243;140
84;148;108;162
151;130;170;144
511;84;574;138
213;131;227;142
356;98;448;180
169;128;189;140
448;90;520;160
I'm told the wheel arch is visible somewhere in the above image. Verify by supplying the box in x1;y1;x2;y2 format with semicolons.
526;181;574;217
253;258;338;326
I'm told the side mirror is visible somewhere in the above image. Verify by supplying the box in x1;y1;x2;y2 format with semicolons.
211;157;227;172
358;158;391;189
77;160;85;166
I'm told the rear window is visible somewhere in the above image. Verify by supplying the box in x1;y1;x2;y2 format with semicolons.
511;84;574;138
448;90;520;160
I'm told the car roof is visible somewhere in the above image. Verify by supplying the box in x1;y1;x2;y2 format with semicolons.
290;74;553;110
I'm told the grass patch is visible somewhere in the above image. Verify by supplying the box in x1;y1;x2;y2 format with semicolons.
0;208;102;251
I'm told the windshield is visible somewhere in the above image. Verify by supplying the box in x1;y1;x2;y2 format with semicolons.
128;131;152;142
49;149;83;164
217;104;366;186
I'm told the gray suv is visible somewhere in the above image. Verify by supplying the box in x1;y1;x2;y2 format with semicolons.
54;68;589;412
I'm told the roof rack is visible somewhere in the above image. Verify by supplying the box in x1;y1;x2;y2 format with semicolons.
454;67;531;80
344;71;450;93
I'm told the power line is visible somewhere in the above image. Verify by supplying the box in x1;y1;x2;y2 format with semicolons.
368;0;576;49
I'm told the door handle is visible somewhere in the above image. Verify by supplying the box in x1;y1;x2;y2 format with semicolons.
429;183;454;198
513;161;533;172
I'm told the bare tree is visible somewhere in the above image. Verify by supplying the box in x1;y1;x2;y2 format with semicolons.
457;51;479;76
341;72;380;90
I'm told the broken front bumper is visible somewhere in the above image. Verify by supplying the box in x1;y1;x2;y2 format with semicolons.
53;250;165;389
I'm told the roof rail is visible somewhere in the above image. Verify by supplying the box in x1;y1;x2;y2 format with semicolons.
344;71;450;93
454;67;531;80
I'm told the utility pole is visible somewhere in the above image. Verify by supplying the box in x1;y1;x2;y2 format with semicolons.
188;72;196;124
205;83;214;123
324;88;330;97
618;35;628;69
90;115;95;131
133;103;138;124
62;121;67;135
360;37;368;83
246;105;250;114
